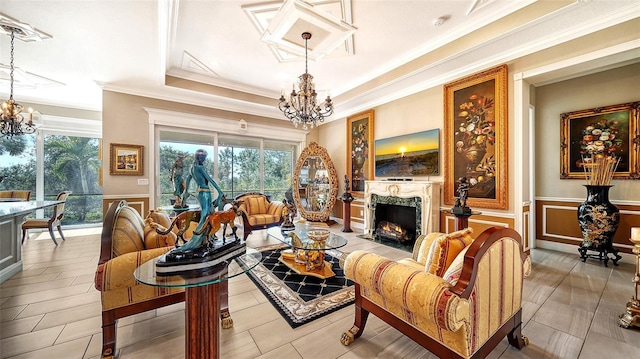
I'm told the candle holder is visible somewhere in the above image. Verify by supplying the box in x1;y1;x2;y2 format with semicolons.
618;228;640;328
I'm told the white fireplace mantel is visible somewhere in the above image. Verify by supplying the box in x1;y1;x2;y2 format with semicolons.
364;180;440;236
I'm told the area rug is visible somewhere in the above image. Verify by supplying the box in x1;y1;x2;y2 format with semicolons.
240;245;355;328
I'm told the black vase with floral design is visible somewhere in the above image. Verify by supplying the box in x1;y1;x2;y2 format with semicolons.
577;185;621;266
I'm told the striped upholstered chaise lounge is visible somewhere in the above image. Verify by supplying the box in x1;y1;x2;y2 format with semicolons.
340;226;531;359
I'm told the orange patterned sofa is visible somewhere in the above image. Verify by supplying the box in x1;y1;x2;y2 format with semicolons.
235;192;285;240
94;201;185;358
340;227;531;359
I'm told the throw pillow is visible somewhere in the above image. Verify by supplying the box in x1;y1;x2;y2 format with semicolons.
442;246;470;285
144;217;177;249
145;210;172;228
414;232;444;264
425;227;474;277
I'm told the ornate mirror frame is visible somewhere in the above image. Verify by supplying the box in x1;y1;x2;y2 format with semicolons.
292;141;339;222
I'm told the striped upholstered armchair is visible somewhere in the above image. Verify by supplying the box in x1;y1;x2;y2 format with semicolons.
235;192;285;240
94;201;184;358
340;227;531;359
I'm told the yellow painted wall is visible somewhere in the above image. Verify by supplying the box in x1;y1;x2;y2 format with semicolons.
101;90;304;198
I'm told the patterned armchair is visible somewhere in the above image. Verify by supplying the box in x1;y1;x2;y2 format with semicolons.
341;227;531;359
235;192;285;240
94;201;185;358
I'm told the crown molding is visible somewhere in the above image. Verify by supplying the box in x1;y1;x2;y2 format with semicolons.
330;0;536;97
144;107;307;141
165;67;279;99
99;81;284;120
333;1;640;120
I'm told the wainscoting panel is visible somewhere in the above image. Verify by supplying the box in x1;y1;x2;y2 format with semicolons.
439;211;513;235
102;196;149;219
535;199;640;253
350;198;365;222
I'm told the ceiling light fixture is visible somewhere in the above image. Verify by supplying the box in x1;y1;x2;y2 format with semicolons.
278;32;333;130
0;26;36;137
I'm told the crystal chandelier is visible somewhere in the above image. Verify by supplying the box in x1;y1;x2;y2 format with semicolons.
1;26;36;137
278;32;333;130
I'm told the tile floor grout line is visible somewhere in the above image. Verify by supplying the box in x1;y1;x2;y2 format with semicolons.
576;261;617;359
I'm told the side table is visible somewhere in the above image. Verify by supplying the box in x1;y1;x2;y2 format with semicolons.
134;249;261;359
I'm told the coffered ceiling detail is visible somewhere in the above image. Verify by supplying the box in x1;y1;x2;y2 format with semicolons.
242;0;355;62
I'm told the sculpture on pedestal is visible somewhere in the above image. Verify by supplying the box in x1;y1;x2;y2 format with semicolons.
166;149;227;259
170;154;186;208
452;176;471;215
340;174;354;232
281;198;297;231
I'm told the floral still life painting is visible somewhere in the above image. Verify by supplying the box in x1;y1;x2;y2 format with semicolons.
444;64;508;209
346;110;374;196
561;101;639;179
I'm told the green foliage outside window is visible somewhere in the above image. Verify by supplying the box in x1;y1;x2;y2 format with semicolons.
0;135;103;225
158;137;294;206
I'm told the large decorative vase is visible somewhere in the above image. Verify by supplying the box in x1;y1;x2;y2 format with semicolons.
577;185;621;266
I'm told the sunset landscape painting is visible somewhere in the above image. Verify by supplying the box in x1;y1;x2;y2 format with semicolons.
375;129;439;177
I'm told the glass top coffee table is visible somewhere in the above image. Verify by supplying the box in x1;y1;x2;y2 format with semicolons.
266;226;348;279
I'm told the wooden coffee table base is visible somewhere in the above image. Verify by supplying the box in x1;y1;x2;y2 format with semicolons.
185;283;221;359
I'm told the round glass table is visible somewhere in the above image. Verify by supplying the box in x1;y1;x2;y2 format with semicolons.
266;226;348;279
134;248;261;359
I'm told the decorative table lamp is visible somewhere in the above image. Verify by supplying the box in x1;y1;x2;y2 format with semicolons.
619;227;640;328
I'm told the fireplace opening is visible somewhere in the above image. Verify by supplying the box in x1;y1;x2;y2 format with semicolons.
375;221;411;243
374;203;417;244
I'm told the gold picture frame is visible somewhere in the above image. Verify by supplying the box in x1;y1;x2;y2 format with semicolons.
347;109;374;197
444;64;508;209
561;101;639;179
109;143;144;176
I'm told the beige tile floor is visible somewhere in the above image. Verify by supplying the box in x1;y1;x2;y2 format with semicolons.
2;225;640;358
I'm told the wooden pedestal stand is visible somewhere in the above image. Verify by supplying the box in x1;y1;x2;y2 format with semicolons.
451;206;473;231
340;192;354;233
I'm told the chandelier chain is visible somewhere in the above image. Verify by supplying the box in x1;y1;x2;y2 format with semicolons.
9;29;15;101
1;26;37;137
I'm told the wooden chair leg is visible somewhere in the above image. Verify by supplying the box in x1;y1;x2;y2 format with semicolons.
48;226;58;245
57;225;66;241
506;311;529;349
101;313;117;358
341;285;369;346
220;276;233;329
21;229;27;244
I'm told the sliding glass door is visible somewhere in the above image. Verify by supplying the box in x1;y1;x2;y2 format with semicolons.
157;129;297;207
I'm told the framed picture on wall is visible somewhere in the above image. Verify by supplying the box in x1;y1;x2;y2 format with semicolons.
374;129;440;177
346;110;374;196
560;101;639;179
110;143;144;176
443;64;508;209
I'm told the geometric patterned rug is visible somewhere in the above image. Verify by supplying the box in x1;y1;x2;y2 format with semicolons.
242;246;355;328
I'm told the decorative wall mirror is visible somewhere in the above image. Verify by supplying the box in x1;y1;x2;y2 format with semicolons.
292;142;339;222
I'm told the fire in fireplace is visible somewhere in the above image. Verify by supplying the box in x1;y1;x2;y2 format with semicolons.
375;221;411;243
373;201;418;244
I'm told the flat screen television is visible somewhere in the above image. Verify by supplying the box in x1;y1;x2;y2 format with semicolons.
374;129;439;177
